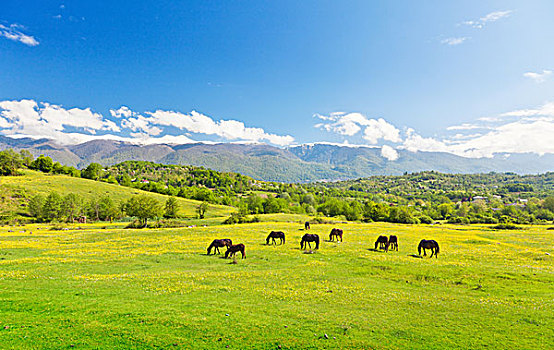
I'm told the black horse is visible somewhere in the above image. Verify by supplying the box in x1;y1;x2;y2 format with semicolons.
375;235;388;250
300;233;320;250
386;235;398;252
418;239;439;258
266;231;285;245
329;228;343;242
304;221;311;230
207;239;232;255
225;243;246;259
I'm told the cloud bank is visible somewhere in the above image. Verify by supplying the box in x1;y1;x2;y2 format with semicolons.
0;100;294;146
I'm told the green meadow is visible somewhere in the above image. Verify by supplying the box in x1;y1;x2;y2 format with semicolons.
0;219;552;349
0;170;233;219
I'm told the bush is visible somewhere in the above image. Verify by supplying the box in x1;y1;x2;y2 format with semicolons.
418;215;433;224
493;223;521;230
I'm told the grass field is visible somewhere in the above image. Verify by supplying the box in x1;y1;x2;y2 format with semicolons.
0;170;233;219
0;219;552;349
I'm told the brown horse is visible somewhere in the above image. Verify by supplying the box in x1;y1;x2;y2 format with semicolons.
386;235;398;252
418;239;439;258
207;239;233;255
329;228;343;242
375;235;388;250
225;243;246;259
266;231;285;245
304;221;311;230
300;233;320;250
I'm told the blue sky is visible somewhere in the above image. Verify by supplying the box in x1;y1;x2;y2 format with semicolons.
1;1;554;159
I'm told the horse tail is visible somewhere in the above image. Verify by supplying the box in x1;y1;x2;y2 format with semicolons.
418;242;422;255
266;234;270;244
300;239;304;250
435;242;440;255
207;243;213;255
315;236;320;249
282;235;285;244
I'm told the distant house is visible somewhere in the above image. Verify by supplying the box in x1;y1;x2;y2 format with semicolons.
472;196;487;202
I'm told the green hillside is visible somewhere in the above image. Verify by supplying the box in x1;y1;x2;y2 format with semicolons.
0;170;234;219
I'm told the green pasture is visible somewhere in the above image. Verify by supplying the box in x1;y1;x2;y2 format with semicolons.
0;170;233;219
0;220;552;349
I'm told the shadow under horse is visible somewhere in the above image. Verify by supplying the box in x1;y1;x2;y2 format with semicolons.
266;231;285;245
301;233;320;250
207;239;233;255
418;239;439;258
375;235;388;250
225;243;246;259
329;228;343;242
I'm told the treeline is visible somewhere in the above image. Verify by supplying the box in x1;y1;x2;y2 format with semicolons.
2;150;554;225
28;191;182;226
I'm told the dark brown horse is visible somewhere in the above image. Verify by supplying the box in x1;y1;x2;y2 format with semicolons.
375;235;388;250
329;228;343;242
386;235;398;252
266;231;285;245
225;243;246;259
207;239;233;255
418;239;439;258
300;233;320;250
304;221;311;230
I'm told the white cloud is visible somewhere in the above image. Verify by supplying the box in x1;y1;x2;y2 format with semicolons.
0;24;39;46
462;10;512;29
315;112;401;144
401;128;450;153
380;145;398;161
446;123;488;131
523;70;552;83
0;100;294;146
499;101;554;118
441;37;468;46
146;110;294;146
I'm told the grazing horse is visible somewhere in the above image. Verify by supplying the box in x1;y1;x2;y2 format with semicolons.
375;235;388;250
418;239;440;258
225;243;246;259
300;234;320;250
304;221;311;230
207;239;232;255
386;235;398;252
266;231;286;245
329;228;343;242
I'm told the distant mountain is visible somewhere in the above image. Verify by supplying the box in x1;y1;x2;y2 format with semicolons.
1;136;553;182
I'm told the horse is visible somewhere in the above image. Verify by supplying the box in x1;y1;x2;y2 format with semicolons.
207;239;232;255
418;239;439;258
386;235;398;252
266;231;285;245
375;235;388;250
329;228;343;242
300;233;320;250
304;221;311;230
225;244;246;259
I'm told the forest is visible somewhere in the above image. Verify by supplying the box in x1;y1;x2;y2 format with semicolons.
1;149;554;225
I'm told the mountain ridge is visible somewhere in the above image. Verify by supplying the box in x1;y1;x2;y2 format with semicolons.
1;135;553;182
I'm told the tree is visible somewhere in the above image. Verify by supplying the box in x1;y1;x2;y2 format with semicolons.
197;202;209;219
98;196;119;221
62;193;82;222
0;149;23;176
30;155;54;173
43;192;63;221
28;194;45;221
124;195;162;227
81;163;103;181
544;196;554;213
164;196;179;218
